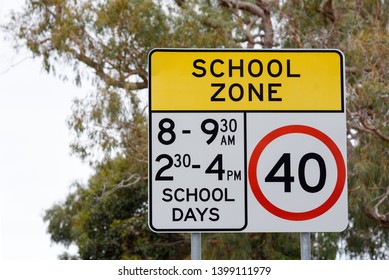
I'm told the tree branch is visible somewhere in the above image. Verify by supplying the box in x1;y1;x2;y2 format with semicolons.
91;172;145;205
220;0;274;48
244;15;259;48
348;108;389;143
67;47;147;91
319;0;336;22
368;185;389;228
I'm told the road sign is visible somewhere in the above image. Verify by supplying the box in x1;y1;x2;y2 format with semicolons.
148;49;347;232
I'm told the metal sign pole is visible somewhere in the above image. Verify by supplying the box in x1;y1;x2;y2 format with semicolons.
300;232;311;260
191;233;202;260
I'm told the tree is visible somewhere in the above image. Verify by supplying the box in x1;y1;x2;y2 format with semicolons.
280;0;389;259
4;0;388;259
43;155;190;259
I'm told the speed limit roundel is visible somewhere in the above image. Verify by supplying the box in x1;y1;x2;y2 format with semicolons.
248;125;346;221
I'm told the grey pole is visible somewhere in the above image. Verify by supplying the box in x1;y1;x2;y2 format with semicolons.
191;233;202;260
300;232;311;260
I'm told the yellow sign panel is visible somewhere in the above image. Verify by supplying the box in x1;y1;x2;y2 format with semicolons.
149;49;344;111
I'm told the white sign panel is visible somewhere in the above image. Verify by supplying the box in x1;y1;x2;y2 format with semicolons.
150;113;247;231
246;113;347;231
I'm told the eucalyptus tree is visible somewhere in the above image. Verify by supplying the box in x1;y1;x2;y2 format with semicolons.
4;0;388;259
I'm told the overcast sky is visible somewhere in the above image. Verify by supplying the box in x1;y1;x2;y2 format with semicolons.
0;0;91;260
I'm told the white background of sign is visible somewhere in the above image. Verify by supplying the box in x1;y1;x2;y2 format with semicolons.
150;112;247;231
246;113;347;232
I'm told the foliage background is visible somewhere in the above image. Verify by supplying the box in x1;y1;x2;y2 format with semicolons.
3;0;388;259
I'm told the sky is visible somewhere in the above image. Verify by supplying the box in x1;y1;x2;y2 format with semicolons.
0;0;92;260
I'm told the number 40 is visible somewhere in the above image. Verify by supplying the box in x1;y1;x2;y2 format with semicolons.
265;153;326;193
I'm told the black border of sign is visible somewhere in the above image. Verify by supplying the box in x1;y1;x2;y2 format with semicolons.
148;49;345;233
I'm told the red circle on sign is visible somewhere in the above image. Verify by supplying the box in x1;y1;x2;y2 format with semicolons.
248;125;346;221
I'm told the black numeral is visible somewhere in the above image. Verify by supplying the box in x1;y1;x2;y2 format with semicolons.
158;118;176;145
155;154;173;181
265;153;294;192
205;154;225;180
299;153;326;193
201;119;219;144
